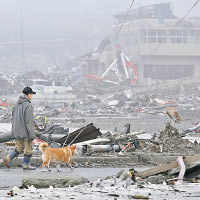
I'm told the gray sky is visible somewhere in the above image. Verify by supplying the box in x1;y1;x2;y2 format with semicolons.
0;0;199;42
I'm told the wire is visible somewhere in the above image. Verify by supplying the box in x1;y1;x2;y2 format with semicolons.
115;0;135;43
149;0;200;56
62;125;88;147
177;0;200;26
68;125;88;146
62;132;70;147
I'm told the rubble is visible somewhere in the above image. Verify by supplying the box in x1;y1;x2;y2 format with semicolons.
2;168;200;199
79;144;121;155
1;119;200;165
182;122;200;134
0;131;13;143
0;123;101;146
144;175;166;184
134;154;200;185
1;70;200;194
151;123;200;154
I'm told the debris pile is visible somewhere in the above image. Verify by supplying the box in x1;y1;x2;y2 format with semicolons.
1;121;200;161
149;123;200;154
106;123;200;155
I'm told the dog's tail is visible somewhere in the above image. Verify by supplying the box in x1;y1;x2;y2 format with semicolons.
39;143;49;153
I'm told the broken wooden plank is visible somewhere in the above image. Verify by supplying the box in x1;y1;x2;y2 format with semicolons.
136;154;200;178
116;130;146;140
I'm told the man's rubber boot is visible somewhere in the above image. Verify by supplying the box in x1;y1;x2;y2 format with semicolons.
3;150;18;168
23;154;36;170
23;164;36;170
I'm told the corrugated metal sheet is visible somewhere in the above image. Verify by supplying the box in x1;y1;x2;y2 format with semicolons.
55;123;102;145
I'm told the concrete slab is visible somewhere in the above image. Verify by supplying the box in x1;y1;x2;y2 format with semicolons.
22;174;89;188
0;167;131;189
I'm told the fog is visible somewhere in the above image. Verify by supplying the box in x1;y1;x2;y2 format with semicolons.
0;0;199;72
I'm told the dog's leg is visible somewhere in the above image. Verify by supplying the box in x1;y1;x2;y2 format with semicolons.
42;161;48;172
66;158;73;171
68;163;73;171
47;166;51;171
42;156;50;172
41;155;45;172
56;164;61;172
47;158;52;171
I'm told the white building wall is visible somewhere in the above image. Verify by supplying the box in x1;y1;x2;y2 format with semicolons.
111;18;200;84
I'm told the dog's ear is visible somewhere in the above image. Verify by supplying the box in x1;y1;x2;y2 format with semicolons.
72;145;76;149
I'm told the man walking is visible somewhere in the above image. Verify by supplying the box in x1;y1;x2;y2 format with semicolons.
3;86;36;170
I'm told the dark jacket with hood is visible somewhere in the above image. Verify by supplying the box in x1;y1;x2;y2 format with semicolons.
12;94;35;141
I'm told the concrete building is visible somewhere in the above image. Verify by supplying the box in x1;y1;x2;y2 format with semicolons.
111;3;200;85
78;3;200;86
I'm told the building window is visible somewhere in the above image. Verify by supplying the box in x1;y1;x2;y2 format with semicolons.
143;29;200;44
169;30;187;43
144;29;167;44
188;30;200;43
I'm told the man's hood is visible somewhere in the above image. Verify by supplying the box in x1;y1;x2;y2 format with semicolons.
17;94;31;104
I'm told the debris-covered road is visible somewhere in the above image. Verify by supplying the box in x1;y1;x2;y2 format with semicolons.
1;176;200;199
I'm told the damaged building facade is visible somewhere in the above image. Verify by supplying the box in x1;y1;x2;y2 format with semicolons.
79;3;200;86
77;38;113;80
112;2;200;85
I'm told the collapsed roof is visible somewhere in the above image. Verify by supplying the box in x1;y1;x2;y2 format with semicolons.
113;3;176;23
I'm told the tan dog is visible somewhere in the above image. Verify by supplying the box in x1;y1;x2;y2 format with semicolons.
39;143;77;172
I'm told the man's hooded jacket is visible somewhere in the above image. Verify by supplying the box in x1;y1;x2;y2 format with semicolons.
12;94;35;141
